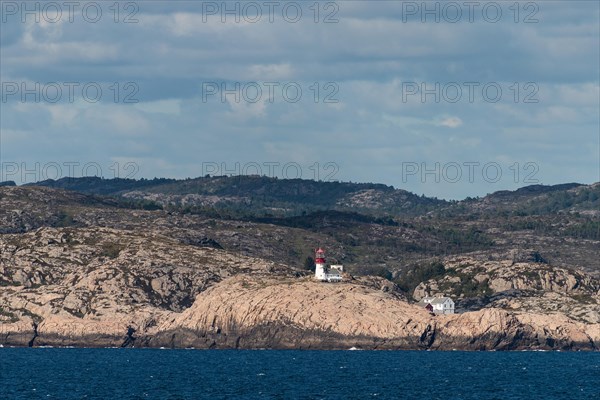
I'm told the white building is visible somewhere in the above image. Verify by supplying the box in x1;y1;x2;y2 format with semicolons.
418;296;455;315
314;248;343;282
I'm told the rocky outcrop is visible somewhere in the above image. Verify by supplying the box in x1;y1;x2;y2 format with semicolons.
412;256;600;324
1;228;599;350
1;187;599;350
2;270;598;350
144;276;598;351
0;226;290;348
151;275;426;349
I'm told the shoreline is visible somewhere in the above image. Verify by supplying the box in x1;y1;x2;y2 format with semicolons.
1;345;598;352
2;329;598;352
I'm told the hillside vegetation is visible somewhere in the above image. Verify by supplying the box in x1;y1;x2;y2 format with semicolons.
1;179;599;350
15;177;600;278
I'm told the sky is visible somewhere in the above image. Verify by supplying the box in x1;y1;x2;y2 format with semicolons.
0;0;599;200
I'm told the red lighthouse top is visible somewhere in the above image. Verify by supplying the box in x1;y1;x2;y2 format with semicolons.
315;248;326;264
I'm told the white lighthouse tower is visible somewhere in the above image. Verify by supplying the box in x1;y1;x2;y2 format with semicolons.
314;248;327;281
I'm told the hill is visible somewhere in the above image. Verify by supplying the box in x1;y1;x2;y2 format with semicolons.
13;178;600;276
1;179;599;350
27;175;448;217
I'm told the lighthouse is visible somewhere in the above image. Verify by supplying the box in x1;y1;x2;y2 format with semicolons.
314;248;327;280
314;248;343;282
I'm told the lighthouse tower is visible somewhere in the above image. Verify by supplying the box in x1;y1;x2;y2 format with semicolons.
314;248;327;281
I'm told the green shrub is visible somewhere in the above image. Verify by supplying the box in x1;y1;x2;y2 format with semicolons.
395;261;446;294
303;256;315;272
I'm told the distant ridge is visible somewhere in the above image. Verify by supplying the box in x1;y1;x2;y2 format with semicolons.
24;176;177;195
2;177;599;277
487;183;583;198
25;175;448;217
21;176;599;218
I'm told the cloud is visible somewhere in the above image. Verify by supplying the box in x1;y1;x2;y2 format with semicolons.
1;2;598;198
226;97;268;119
248;63;294;80
437;117;463;128
134;99;182;115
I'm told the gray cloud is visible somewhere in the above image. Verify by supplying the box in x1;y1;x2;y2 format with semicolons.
1;1;598;199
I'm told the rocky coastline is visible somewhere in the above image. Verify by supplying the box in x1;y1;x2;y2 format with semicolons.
1;186;599;351
2;273;598;351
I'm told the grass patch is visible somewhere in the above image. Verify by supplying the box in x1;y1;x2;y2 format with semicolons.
100;242;124;259
0;307;19;322
570;294;597;304
17;308;42;323
521;269;540;281
54;210;77;227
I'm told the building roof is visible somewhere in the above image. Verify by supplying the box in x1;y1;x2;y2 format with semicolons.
430;297;453;305
418;296;454;305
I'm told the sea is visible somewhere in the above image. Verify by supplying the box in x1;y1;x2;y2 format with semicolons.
0;349;598;399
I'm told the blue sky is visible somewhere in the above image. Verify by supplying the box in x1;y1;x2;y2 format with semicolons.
0;1;598;199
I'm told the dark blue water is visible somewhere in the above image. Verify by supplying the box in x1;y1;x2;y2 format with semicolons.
0;349;598;399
